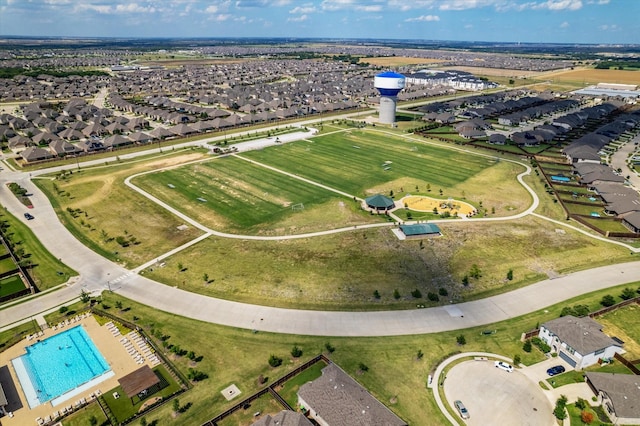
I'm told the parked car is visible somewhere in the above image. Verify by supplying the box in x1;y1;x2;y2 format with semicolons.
454;400;470;419
494;361;514;372
546;365;566;376
24;213;34;220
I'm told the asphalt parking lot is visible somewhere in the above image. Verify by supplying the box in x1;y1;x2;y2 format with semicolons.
443;359;555;426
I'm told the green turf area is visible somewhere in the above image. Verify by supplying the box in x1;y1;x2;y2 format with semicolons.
0;320;39;352
0;209;76;291
61;403;108;426
567;403;612;426
0;275;26;298
0;257;18;275
278;360;326;408
84;283;638;426
102;365;182;423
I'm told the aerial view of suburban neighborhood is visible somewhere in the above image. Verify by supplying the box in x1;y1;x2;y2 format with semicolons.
1;1;640;425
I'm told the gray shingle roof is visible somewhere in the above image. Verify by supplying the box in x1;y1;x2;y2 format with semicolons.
541;315;622;355
298;363;407;426
586;372;640;419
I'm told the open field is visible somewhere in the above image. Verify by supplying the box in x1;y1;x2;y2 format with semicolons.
443;66;539;78
49;284;638;426
363;56;445;67
35;152;207;268
143;216;632;310
542;68;640;85
598;303;640;359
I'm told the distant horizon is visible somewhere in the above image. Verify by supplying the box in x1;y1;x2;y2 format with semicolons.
0;34;638;47
0;0;635;45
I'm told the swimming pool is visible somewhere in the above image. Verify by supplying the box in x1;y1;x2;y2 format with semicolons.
12;325;112;408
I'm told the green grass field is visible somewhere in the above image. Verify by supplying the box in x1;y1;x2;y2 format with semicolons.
0;275;26;298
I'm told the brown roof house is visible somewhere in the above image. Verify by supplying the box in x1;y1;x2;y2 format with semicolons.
297;363;407;426
586;372;640;425
538;316;624;370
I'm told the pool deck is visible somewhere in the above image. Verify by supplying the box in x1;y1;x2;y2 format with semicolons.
0;314;158;425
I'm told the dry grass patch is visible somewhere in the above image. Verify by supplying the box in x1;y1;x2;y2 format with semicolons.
543;68;640;85
364;56;445;67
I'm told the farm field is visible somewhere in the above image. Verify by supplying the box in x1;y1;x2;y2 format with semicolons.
143;217;632;310
363;56;445;67
542;67;640;86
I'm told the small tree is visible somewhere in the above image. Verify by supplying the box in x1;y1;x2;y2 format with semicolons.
373;290;380;299
620;287;635;300
513;354;521;365
469;264;482;279
140;418;147;426
523;340;532;352
456;335;466;346
600;294;616;307
554;395;568;420
177;262;183;271
575;397;587;410
291;345;303;358
462;275;469;286
416;349;424;360
89;415;98;426
115;300;123;310
506;269;513;281
268;354;283;367
203;273;209;283
438;287;448;296
59;306;68;314
393;289;401;300
427;292;439;302
358;362;369;372
325;342;335;353
80;289;91;303
411;289;422;298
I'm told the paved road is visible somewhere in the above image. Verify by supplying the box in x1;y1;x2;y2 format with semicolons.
610;134;640;191
2;122;640;337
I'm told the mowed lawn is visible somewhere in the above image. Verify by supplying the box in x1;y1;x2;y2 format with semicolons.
134;129;518;234
133;156;369;233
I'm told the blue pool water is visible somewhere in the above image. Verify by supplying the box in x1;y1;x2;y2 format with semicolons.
551;175;571;183
12;325;111;408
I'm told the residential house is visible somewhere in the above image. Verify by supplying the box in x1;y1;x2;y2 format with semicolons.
297;363;407;426
252;411;312;426
538;315;624;369
20;146;54;163
585;372;640;425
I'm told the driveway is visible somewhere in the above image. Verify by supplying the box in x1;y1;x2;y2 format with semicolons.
444;359;554;426
519;356;573;385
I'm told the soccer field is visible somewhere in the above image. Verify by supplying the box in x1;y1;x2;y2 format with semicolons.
134;129;502;234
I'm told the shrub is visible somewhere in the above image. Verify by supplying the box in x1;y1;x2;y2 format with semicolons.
373;290;380;299
427;292;439;302
187;368;208;382
59;306;68;314
268;355;283;367
620;287;636;300
513;354;521;365
291;345;303;358
172;398;180;413
469;264;482;279
416;349;423;360
358;362;369;372
580;411;594;424
411;289;422;298
554;395;568;420
438;287;448;296
600;295;616;307
523;340;532;352
456;335;466;346
393;289;401;300
462;275;469;286
506;269;513;281
531;337;551;353
325;342;335;353
575;398;587;410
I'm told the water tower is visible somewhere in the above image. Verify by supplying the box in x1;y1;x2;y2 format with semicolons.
374;71;405;124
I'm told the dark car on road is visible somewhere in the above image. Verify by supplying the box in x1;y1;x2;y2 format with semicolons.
547;365;565;376
24;212;34;220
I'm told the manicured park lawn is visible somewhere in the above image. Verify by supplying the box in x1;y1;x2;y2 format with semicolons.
61;403;108;426
0;257;17;275
0;275;25;298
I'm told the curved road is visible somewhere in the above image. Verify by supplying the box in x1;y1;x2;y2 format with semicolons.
1;128;639;336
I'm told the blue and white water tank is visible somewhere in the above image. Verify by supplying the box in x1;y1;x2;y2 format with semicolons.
374;71;405;124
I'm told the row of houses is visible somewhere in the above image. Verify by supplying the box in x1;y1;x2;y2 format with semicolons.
405;70;498;92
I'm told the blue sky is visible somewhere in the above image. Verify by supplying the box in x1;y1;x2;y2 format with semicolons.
0;0;635;44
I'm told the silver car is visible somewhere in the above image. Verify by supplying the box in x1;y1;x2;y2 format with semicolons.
454;400;470;419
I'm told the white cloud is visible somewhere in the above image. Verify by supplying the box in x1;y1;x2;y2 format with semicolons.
405;14;440;22
438;0;501;11
356;4;382;12
527;0;583;11
290;4;316;14
208;13;231;21
560;21;569;28
288;14;309;22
